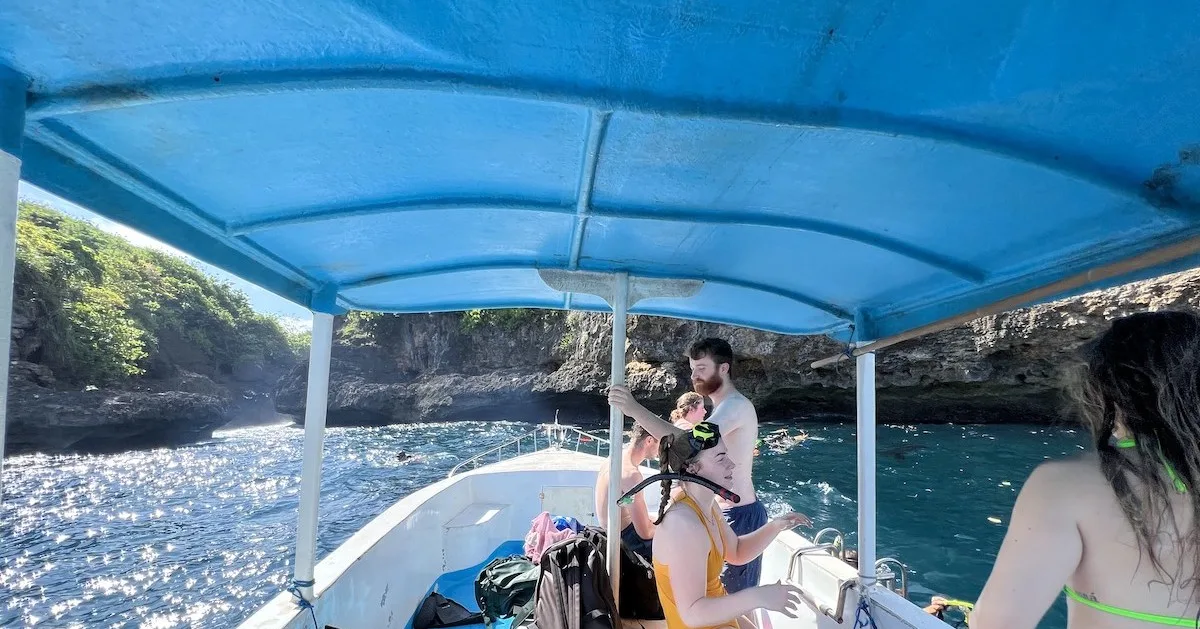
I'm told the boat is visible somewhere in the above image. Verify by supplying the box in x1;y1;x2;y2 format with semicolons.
1;3;1198;628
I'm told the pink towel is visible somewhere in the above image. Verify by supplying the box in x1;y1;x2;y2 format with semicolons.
524;511;576;563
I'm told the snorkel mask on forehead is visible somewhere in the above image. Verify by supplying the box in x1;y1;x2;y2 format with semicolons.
618;421;741;505
686;421;720;455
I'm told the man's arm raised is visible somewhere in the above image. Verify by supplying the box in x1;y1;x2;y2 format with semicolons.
608;384;679;439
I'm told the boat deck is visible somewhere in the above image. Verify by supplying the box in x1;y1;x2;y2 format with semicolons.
405;540;527;629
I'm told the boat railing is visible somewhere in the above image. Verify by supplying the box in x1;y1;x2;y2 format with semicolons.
448;422;615;477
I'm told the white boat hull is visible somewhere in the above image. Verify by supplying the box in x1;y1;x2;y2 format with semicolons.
238;448;947;629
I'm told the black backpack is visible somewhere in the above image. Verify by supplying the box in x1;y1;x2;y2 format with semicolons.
474;555;541;627
412;591;485;629
532;531;620;629
576;526;664;621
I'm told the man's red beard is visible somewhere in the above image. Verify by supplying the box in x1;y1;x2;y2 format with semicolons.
692;373;724;397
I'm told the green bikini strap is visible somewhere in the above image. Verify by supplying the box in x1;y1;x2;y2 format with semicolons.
1063;586;1196;627
1113;437;1187;494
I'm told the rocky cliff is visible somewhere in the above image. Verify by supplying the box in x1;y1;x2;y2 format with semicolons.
8;296;293;454
6;202;301;455
275;269;1200;427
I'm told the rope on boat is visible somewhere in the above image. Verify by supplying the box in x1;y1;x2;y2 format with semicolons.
853;597;878;629
842;324;858;360
833;324;857;378
287;579;319;627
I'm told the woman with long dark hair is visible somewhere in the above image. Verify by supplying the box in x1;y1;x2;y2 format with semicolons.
973;310;1200;628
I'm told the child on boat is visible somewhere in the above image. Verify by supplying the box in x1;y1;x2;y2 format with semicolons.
646;421;810;629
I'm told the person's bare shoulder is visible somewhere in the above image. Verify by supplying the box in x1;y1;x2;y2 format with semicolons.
620;467;645;491
713;393;756;424
656;501;705;538
1020;455;1102;509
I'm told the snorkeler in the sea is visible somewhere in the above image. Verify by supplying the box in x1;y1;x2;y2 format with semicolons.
395;451;424;464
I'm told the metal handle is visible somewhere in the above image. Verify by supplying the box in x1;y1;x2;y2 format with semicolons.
811;527;846;559
788;578;857;624
786;543;841;581
874;557;908;598
786;543;858;624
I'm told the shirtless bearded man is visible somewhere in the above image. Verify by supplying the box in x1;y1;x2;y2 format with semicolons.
609;337;803;593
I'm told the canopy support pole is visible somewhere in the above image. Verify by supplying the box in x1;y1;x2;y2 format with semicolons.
293;312;335;600
0;146;19;505
856;350;877;585
606;272;629;614
0;73;23;504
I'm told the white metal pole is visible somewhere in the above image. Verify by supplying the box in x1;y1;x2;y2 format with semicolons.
856;351;877;585
293;312;335;600
607;272;629;612
0;144;19;505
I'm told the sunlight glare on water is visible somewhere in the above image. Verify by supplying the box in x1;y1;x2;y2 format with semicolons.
0;420;1085;628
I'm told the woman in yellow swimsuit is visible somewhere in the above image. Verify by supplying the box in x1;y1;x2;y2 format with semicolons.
647;421;810;629
973;311;1200;628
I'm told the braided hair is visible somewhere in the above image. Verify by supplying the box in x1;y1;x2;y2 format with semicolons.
652;430;701;524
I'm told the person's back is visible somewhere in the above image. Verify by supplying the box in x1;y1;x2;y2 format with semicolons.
973;310;1200;628
1066;455;1196;626
594;424;659;562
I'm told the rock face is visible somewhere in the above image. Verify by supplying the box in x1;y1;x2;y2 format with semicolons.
5;377;230;453
7;298;292;455
276;270;1200;427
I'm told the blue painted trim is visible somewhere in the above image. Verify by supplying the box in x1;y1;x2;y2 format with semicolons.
228;196;573;235
28;120;318;289
342;258;545;290
852;309;874;345
340;295;849;337
869;228;1200;340
19;136;313;307
567;110;610;270
340;259;852;320
0;67;27;157
228;193;980;280
595;205;985;282
309;284;344;315
24;67;1143;203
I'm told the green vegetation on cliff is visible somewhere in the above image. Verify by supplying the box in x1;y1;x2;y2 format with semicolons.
15;201;301;385
339;308;544;344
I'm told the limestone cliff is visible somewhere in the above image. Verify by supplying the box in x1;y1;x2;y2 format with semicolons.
275;269;1200;426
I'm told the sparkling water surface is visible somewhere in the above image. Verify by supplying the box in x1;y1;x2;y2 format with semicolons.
0;420;1086;628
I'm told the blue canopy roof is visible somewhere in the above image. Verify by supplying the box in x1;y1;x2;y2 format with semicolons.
2;2;1199;341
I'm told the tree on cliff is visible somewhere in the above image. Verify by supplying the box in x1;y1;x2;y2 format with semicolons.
14;201;302;386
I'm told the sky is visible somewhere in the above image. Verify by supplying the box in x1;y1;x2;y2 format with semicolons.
17;182;314;332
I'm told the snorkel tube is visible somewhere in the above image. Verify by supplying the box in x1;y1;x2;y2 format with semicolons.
617;421;741;505
617;472;741;505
